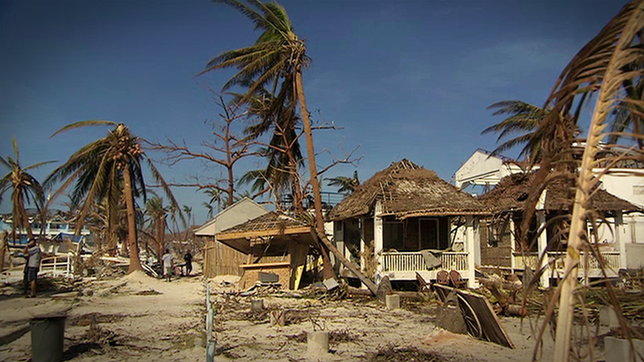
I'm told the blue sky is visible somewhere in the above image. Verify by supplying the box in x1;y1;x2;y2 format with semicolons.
0;0;623;224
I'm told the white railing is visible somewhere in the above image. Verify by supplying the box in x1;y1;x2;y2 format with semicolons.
512;251;621;272
40;253;73;278
380;251;469;272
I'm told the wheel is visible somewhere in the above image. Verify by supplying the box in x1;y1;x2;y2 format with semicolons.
457;294;482;338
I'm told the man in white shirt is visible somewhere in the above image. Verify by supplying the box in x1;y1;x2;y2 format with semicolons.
24;238;41;297
162;249;173;282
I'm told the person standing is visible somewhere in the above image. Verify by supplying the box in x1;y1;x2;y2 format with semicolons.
183;250;193;276
23;238;41;298
162;249;173;282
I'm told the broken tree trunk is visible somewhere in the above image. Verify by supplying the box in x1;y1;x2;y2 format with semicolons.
313;231;378;296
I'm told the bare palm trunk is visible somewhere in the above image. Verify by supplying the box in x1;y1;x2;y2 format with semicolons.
19;206;34;240
0;231;6;275
157;217;165;261
295;71;334;279
124;167;142;272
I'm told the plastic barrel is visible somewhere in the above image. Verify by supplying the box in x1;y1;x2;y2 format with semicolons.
30;316;66;362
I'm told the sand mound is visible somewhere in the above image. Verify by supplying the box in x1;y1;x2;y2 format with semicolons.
421;328;473;345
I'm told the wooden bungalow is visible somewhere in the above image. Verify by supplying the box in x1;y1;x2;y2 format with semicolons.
327;159;490;287
215;211;318;290
195;198;269;278
477;172;642;287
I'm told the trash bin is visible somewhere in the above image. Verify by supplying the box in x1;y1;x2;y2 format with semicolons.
30;315;66;362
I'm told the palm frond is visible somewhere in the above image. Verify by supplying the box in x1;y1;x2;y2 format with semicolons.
51;120;117;138
23;160;57;171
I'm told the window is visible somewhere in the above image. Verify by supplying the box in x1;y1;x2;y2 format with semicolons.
419;219;439;250
383;220;403;250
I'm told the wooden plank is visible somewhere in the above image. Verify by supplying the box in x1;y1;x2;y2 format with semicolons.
239;262;291;268
216;227;312;241
433;283;514;349
294;265;304;290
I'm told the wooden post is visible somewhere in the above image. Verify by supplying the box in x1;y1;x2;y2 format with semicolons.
360;218;366;272
374;200;383;278
465;216;477;287
536;210;549;288
509;218;516;270
615;211;627;270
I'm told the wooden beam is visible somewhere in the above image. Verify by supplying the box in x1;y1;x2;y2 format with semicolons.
313;230;378;296
239;262;290;268
216;226;312;241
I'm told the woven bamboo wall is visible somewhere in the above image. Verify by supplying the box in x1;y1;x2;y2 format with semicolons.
203;239;247;277
240;265;291;290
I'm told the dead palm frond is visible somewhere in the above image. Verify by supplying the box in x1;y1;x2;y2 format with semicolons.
520;1;644;360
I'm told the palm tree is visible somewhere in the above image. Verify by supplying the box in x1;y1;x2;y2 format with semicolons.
145;196;168;260
607;66;644;148
202;202;215;219
45;121;179;273
204;186;224;214
521;2;644;360
325;171;359;195
482;101;549;161
0;137;53;272
0;137;52;241
199;0;325;233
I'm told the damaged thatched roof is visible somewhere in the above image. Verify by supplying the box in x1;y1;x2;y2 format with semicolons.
328;159;489;220
216;211;312;240
478;172;642;214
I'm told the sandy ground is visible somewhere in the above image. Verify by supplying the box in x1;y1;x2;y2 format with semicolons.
0;268;563;362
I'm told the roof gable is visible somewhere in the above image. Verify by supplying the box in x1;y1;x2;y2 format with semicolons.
194;198;269;236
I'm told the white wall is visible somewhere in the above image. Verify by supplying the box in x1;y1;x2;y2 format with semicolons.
598;170;644;244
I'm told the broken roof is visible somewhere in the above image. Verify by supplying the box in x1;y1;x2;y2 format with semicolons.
478;172;642;214
217;211;312;240
328;159;489;220
215;211;315;254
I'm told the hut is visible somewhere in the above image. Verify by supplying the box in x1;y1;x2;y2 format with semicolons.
215;211;317;290
195;198;269;278
327;159;489;287
477;172;642;287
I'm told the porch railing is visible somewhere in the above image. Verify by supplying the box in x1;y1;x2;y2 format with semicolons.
40;253;73;277
380;251;469;272
512;251;622;272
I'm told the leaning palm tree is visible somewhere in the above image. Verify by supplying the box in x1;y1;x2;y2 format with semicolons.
199;0;325;232
44;121;180;273
522;1;644;360
0;137;53;272
202;0;379;289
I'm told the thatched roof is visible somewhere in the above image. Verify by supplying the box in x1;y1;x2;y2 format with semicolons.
478;172;642;214
215;211;315;254
217;211;312;240
328;159;489;221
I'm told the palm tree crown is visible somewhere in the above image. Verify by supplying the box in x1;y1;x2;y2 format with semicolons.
482;101;548;161
45;121;179;272
325;171;359;195
200;0;325;228
0;137;53;241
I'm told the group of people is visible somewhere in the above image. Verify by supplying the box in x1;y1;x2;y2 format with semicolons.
161;249;193;282
21;238;194;298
